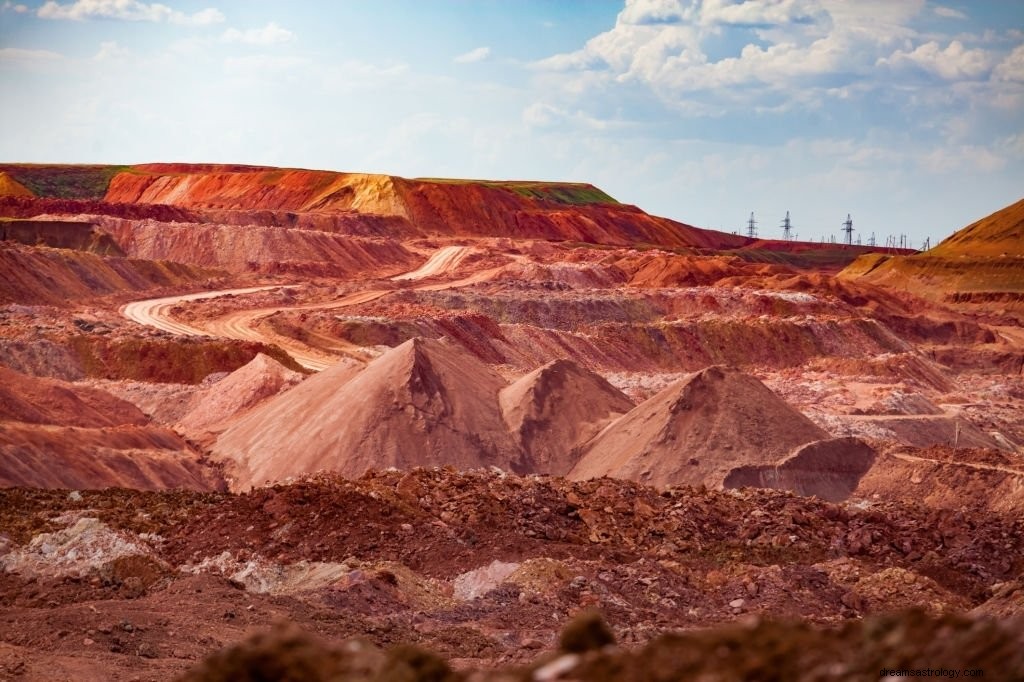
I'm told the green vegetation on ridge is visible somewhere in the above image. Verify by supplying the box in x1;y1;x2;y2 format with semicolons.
417;177;620;206
0;164;130;200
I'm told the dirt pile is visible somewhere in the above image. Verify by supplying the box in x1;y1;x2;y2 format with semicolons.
722;437;877;502
0;422;219;490
499;359;634;475
0;243;218;306
570;366;829;489
176;353;304;443
212;338;523;489
0;365;147;427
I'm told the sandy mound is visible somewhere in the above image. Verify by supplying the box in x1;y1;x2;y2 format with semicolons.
177;353;304;442
500;359;634;475
0;423;219;490
212;337;523;490
569;365;827;488
723;437;876;502
0;365;147;428
0;171;33;198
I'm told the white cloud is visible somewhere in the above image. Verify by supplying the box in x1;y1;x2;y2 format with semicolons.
0;47;63;61
993;45;1024;82
700;0;826;27
933;6;966;20
2;1;29;12
221;22;294;46
920;145;1006;174
453;46;490;64
94;40;129;61
37;0;224;25
522;102;621;131
619;0;692;25
879;40;992;80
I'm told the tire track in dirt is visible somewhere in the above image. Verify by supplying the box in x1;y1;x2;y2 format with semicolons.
122;246;490;371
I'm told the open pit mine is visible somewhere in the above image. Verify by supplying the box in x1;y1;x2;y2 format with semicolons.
0;163;1022;680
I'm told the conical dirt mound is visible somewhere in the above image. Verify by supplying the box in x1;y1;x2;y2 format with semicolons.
177;353;304;443
212;338;522;490
569;365;827;488
500;358;634;475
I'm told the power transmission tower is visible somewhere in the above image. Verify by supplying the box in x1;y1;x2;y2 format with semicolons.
921;236;930;251
856;233;862;245
781;211;793;240
746;212;758;239
868;232;876;247
842;214;854;245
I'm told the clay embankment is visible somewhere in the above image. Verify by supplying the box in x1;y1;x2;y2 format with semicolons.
0;365;219;490
0;243;217;306
841;197;1024;320
102;165;748;249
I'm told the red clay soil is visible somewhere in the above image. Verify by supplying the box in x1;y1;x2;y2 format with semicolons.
0;172;34;198
499;359;635;476
103;166;748;249
0;365;147;427
839;197;1024;319
212;338;523;489
0;423;220;490
570;366;830;488
176;353;303;444
0;243;218;306
1;469;1022;679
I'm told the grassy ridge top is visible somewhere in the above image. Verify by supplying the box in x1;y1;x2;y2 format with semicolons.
415;177;620;206
0;164;130;200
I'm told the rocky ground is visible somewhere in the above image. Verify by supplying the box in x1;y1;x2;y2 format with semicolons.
1;469;1023;679
1;165;1022;679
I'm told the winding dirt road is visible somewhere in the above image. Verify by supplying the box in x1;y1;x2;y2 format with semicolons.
121;246;478;371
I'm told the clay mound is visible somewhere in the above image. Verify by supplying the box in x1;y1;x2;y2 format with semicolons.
0;242;216;306
0;365;147;428
930;197;1024;258
213;337;523;489
177;353;304;442
0;171;33;197
0;422;219;490
722;437;877;502
840;198;1024;317
499;359;634;475
569;365;828;488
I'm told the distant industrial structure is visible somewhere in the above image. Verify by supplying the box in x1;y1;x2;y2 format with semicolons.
746;212;758;239
781;211;793;241
842;214;854;245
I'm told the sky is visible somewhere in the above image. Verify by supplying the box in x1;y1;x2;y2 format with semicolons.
1;0;1023;246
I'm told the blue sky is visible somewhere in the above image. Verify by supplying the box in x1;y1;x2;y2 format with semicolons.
1;0;1022;246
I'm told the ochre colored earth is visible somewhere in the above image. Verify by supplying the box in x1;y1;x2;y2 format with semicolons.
0;163;1021;679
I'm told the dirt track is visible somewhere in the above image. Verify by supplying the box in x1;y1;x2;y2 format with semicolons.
120;247;479;370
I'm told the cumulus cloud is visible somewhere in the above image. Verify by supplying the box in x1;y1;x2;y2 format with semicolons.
933;6;966;20
94;40;129;61
993;45;1024;82
0;47;62;61
1;1;29;12
453;46;490;64
37;0;224;25
221;22;293;46
879;40;992;80
700;0;826;27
